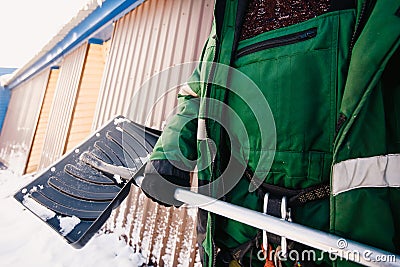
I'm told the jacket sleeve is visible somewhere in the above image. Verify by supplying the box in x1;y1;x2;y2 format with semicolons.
145;25;216;180
146;84;200;181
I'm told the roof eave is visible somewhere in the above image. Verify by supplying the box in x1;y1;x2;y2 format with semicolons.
5;0;144;90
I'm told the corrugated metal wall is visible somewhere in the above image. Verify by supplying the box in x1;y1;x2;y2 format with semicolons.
95;0;214;266
93;0;213;129
0;69;50;174
0;0;214;264
0;87;10;132
38;44;88;170
64;42;108;153
25;68;60;174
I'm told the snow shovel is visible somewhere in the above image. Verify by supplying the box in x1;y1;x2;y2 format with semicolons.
14;116;160;248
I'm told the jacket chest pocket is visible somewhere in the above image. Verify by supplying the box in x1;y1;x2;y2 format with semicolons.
228;10;355;184
236;27;318;59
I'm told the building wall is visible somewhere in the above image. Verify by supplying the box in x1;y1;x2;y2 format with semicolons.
96;0;214;266
93;0;214;130
26;42;109;174
64;42;108;153
25;68;60;174
0;69;50;174
38;44;88;170
0;0;214;264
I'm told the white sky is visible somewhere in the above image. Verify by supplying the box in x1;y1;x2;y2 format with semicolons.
0;0;89;68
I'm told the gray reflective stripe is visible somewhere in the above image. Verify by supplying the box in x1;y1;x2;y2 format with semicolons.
332;154;400;196
178;83;198;97
197;118;207;140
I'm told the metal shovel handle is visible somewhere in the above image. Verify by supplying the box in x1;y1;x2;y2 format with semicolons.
174;188;400;267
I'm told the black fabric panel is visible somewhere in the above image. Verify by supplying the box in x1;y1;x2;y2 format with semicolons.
145;159;191;181
215;0;227;38
329;0;356;11
231;0;249;63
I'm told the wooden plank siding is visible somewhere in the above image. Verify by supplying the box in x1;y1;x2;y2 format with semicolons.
37;44;88;170
25;69;60;174
64;43;108;153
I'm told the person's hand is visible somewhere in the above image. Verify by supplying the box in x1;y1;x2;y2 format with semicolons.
140;172;190;208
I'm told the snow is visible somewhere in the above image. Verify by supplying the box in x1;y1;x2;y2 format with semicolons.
0;169;147;267
114;174;123;184
186;207;198;220
0;147;28;176
22;193;56;221
0;74;13;86
83;0;104;10
114;118;130;125
141;155;151;162
58;215;81;236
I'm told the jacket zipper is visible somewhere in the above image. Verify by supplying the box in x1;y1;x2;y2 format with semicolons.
236;27;318;59
206;32;219;267
349;0;372;55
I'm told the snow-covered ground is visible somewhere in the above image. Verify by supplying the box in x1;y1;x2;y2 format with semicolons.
0;169;146;267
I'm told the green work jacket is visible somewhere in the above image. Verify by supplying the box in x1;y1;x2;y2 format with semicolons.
148;0;400;266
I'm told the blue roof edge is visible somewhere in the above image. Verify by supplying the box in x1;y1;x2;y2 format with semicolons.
6;0;144;90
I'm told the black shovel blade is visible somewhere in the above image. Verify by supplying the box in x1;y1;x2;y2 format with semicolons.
14;116;160;248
